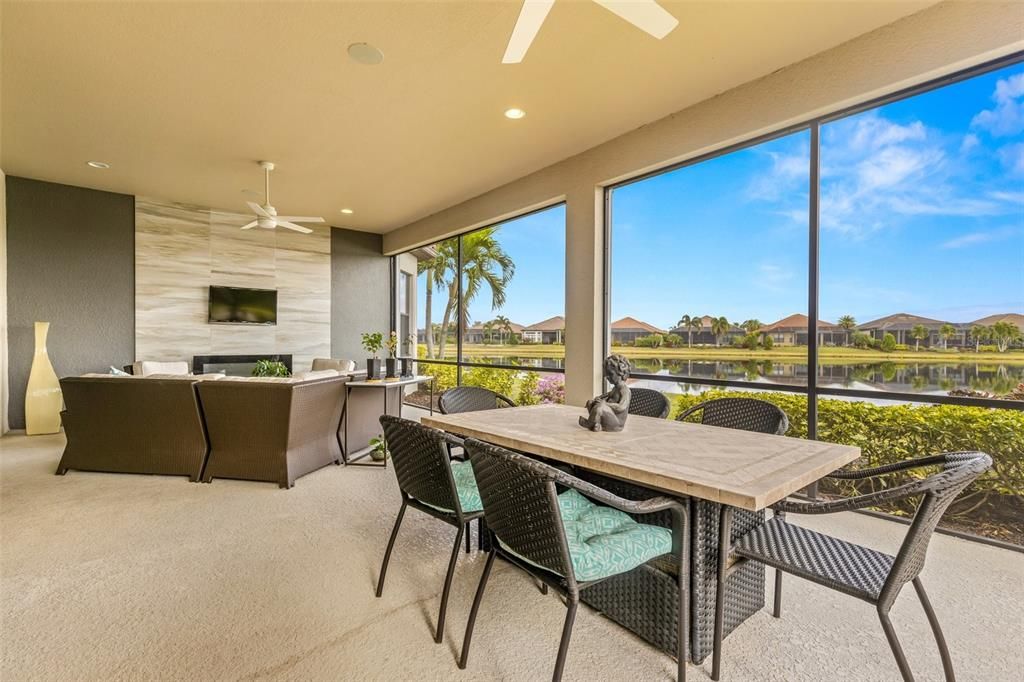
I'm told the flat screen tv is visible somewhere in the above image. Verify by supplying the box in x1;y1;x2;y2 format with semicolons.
208;286;277;325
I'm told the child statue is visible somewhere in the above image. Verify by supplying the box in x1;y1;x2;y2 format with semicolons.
579;354;632;432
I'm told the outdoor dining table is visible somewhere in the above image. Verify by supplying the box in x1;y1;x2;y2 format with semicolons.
422;403;861;664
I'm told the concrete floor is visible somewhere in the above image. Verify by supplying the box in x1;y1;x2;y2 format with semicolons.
1;430;1022;681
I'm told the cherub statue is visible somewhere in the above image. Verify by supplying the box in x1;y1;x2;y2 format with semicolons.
579;354;632;432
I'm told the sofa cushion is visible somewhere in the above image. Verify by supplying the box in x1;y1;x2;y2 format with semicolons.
293;369;339;380
312;358;356;372
139;361;190;376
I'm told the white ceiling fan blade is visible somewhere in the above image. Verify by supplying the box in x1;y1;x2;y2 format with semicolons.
246;201;272;218
240;220;258;230
503;0;555;64
275;216;325;223
277;220;313;234
593;0;678;39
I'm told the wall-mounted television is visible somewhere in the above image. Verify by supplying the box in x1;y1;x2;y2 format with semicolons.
208;286;277;325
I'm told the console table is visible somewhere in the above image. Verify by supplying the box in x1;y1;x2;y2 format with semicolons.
340;375;435;467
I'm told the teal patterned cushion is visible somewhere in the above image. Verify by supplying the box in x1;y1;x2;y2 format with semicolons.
450;460;483;513
500;489;672;582
421;460;482;514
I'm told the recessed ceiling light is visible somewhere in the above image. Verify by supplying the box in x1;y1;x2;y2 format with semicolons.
87;160;110;169
504;108;526;120
340;208;354;215
348;42;383;65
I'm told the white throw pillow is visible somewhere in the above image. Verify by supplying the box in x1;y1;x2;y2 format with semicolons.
311;358;356;372
139;361;190;377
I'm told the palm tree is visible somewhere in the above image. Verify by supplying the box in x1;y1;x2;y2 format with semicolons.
740;319;762;334
970;324;990;352
417;238;458;359
837;315;856;347
495;314;512;345
711;316;731;347
910;324;929;351
482;320;495;345
939;323;956;350
431;229;514;359
688;315;703;346
676;314;692;347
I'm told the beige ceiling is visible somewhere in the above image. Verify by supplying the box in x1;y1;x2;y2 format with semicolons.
2;0;936;234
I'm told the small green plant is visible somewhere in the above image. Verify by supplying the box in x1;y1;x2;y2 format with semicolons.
252;359;289;377
384;331;399;358
369;434;389;462
881;332;897;353
361;331;384;358
761;335;774;350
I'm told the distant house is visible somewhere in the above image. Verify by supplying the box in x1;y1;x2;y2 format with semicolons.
970;313;1024;331
610;317;666;345
522;315;565;344
857;313;959;347
463;319;524;344
759;314;841;346
668;315;743;345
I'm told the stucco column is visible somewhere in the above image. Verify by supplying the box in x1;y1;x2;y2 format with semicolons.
563;185;603;406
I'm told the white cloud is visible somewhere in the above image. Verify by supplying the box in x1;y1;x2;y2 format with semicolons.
755;263;794;292
940;227;1019;250
960;133;979;154
971;72;1024;137
997;142;1024;175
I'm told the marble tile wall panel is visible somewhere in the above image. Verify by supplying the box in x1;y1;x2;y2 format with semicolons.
135;198;331;370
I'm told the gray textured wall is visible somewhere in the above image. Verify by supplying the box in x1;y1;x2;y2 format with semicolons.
6;177;135;429
331;228;391;368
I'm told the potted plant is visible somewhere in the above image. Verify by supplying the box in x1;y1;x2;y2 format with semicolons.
252;359;289;377
384;331;399;379
361;331;384;379
368;434;389;462
400;334;416;377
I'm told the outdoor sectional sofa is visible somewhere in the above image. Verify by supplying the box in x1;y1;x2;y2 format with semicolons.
197;375;348;488
57;375;211;481
55;367;383;488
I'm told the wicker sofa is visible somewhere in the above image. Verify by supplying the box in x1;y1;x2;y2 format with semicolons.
57;375;210;481
197;375;349;488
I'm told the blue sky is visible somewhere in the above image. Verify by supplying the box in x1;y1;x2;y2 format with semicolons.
422;62;1024;331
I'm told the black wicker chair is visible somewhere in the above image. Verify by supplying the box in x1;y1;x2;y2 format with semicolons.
677;397;788;435
376;415;485;643
459;438;690;682
711;451;992;681
628;387;671;419
438;385;516;414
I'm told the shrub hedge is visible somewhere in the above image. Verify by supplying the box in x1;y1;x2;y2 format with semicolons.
671;390;1024;542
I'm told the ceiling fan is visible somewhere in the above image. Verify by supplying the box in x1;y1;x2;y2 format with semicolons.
241;161;324;234
503;0;678;64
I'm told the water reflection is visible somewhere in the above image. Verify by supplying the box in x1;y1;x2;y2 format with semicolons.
461;354;1024;397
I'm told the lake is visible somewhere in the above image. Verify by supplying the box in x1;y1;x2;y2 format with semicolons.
458;354;1024;399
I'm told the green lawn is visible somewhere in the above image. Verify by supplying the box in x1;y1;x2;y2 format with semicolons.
442;343;1024;365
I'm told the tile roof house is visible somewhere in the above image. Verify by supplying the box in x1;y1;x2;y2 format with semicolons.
857;313;958;347
522;315;565;344
610;317;667;345
668;315;744;345
759;313;841;346
463;320;525;344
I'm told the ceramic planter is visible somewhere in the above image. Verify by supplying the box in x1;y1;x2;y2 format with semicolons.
400;357;414;378
385;357;398;379
366;358;381;380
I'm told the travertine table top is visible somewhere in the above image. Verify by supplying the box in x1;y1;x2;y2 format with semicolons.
422;404;861;511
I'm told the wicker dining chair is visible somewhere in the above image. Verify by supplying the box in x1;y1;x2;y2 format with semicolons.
459;438;690;682
438;385;516;414
711;451;992;682
375;415;486;643
677;397;788;436
628;387;671;419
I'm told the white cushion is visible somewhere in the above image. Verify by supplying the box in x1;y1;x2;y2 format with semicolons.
139;361;190;377
311;358;356;372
